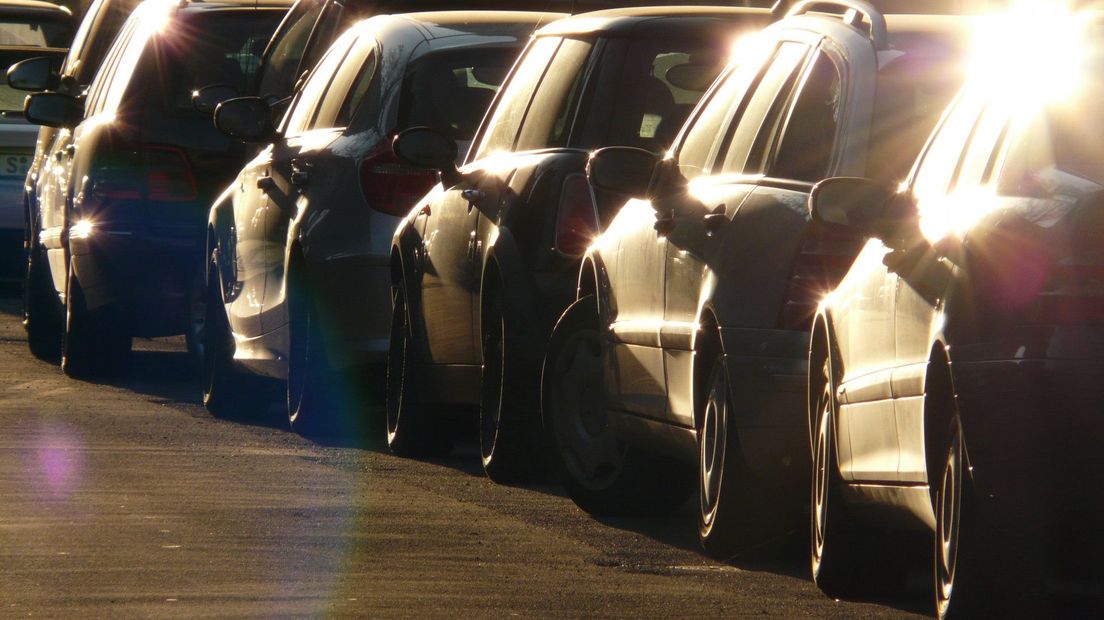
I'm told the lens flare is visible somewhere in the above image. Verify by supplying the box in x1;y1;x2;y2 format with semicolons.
969;1;1092;113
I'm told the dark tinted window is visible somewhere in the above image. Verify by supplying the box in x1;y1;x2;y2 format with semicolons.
399;47;516;141
144;10;285;113
333;48;376;127
998;94;1104;199
65;0;138;84
867;52;966;184
573;37;726;152
770;52;841;182
256;0;324;100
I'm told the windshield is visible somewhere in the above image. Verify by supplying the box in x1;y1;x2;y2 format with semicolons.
572;36;726;152
0;17;72;47
398;47;516;142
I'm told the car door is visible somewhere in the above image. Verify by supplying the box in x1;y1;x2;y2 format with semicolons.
660;39;814;427
257;29;361;333
893;92;995;483
417;36;564;363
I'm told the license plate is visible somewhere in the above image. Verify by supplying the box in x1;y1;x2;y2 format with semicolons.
0;152;31;178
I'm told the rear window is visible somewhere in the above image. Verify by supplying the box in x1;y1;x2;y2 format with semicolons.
398;47;517;142
143;10;284;112
0;49;63;113
0;16;72;47
572;37;727;152
866;52;965;183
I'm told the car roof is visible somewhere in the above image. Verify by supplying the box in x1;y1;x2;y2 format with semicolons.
173;0;294;12
536;5;775;38
0;0;71;18
392;10;565;40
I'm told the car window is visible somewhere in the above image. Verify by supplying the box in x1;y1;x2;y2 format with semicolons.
955;104;1009;189
674;43;773;180
768;51;841;183
997;95;1104;200
84;15;136;117
912;91;984;204
866;51;967;184
0;16;71;47
513;38;593;152
718;41;809;175
571;36;727;152
256;0;324;100
135;10;283;114
473;36;561;159
398;47;517;141
283;31;356;135
66;0;136;85
331;45;377;128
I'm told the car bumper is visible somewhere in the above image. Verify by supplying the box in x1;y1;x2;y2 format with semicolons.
69;223;203;337
719;327;811;498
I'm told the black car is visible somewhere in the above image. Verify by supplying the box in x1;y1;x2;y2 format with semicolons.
21;0;289;377
388;6;777;482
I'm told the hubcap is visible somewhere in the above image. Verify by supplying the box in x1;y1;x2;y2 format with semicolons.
936;430;962;615
550;328;622;490
699;367;726;528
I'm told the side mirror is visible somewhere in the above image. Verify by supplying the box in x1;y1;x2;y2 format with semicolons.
7;57;58;92
394;126;460;186
193;83;239;115
587;147;658;200
24;92;82;128
809;177;897;236
213;97;274;142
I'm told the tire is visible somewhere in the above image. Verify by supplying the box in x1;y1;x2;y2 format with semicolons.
287;273;341;437
386;282;451;457
479;290;543;484
61;258;130;379
697;351;775;558
935;418;987;619
202;262;270;419
542;295;692;516
23;243;62;362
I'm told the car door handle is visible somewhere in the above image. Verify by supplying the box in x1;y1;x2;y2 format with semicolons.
257;176;276;191
703;204;727;233
290;159;312;187
654;214;675;236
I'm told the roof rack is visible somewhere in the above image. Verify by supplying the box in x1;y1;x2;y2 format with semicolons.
785;0;887;50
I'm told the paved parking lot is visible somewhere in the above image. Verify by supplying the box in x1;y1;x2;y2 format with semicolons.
0;291;925;618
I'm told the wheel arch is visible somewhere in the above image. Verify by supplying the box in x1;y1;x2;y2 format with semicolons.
692;307;723;431
923;339;968;494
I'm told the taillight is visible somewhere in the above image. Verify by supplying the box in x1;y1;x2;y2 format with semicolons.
144;145;197;202
778;226;864;330
360;142;438;216
87;144;196;203
554;173;599;256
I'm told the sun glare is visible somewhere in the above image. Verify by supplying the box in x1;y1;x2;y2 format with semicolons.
969;1;1092;112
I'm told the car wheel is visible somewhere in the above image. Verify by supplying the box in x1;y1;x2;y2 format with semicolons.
543;295;692;516
480;292;542;484
287;272;343;438
23;243;62;362
386;282;451;457
810;354;865;597
697;352;771;558
935;418;985;619
202;262;270;419
61;257;130;379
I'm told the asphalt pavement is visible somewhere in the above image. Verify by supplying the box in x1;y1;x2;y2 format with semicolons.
0;290;928;618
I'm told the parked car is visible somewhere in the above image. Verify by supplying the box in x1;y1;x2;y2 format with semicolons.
388;5;778;481
20;0;289;377
541;1;971;556
203;11;560;434
808;8;1104;616
0;0;72;278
